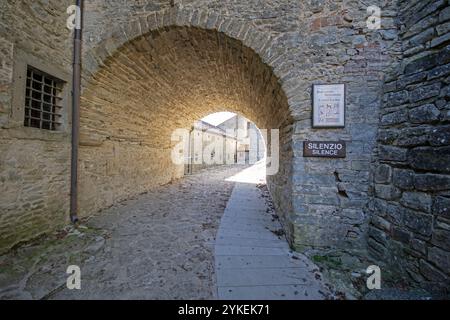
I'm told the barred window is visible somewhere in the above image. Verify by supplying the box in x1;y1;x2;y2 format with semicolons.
24;67;64;131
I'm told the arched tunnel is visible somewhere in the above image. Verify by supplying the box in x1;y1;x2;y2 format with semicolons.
78;26;293;219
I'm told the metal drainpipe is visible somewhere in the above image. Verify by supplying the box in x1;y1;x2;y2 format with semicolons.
70;0;83;223
188;126;193;175
235;116;238;163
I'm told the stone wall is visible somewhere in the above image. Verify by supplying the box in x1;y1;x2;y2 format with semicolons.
0;0;400;264
79;0;395;255
369;0;450;293
288;0;398;254
78;25;292;217
0;0;73;253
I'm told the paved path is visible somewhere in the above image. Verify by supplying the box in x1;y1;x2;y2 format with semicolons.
0;165;244;300
215;163;332;300
0;163;331;300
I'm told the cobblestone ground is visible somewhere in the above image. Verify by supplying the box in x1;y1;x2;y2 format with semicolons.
0;165;247;300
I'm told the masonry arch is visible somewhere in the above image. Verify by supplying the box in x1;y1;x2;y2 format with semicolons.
78;20;294;220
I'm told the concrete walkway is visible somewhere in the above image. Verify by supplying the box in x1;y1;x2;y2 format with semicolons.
215;163;333;300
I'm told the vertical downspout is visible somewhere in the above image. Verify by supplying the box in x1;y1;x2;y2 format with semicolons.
70;0;83;223
188;127;193;175
235;116;238;163
256;127;260;161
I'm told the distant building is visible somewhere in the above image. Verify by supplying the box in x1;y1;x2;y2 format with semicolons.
185;116;265;174
217;115;265;164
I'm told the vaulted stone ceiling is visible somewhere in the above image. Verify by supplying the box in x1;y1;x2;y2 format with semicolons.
80;26;292;149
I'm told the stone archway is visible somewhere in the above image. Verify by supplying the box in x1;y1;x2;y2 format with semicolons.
78;20;294;235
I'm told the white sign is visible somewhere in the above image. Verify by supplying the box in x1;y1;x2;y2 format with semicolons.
312;84;346;128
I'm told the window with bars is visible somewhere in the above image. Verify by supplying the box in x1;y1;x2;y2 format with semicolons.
24;67;64;131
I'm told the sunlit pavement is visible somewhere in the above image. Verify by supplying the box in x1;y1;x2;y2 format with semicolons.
216;160;333;299
225;159;267;184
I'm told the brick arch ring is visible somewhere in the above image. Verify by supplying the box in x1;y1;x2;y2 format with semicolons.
81;6;297;113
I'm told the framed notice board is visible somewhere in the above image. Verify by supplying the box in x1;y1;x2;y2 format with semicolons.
312;84;346;128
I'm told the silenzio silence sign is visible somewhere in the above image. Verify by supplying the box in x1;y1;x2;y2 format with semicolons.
303;141;346;158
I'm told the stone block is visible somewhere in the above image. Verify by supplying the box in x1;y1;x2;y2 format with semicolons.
414;173;450;191
407;27;435;47
411;238;427;255
377;129;398;145
375;164;392;184
381;109;408;125
403;210;433;237
397;126;431;147
431;31;450;48
384;90;409;107
440;6;450;22
371;215;391;232
368;238;388;259
375;184;401;201
368;226;389;246
431;229;450;251
410;83;441;103
391;226;411;244
428;63;450;80
408;104;440;123
437;22;450;36
419;259;447;282
374;198;403;225
378;145;407;162
428;246;450;275
433;196;450;219
429;125;450;146
408;147;450;173
400;192;432;213
404;52;439;75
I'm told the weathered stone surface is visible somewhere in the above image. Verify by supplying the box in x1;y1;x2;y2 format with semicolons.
433;196;450;219
408;147;450;173
409;104;440;123
374;164;392;184
419;259;448;282
397;126;432;147
384;90;408;107
381;110;408;125
373;199;403;225
404;53;439;75
429;63;450;80
391;227;411;245
403;210;433;237
411;238;427;255
429;125;450;146
428;246;450;275
431;32;450;48
410;83;441;103
378;145;407;162
392;168;415;190
375;184;401;201
369;1;450;295
400;192;432;213
414;174;450;191
432;229;450;251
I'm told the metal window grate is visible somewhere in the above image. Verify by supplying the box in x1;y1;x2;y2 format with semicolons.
24;67;64;131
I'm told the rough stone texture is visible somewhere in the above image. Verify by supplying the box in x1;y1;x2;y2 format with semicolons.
0;0;397;260
369;0;450;295
78;25;292;218
0;0;73;253
0;165;242;299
